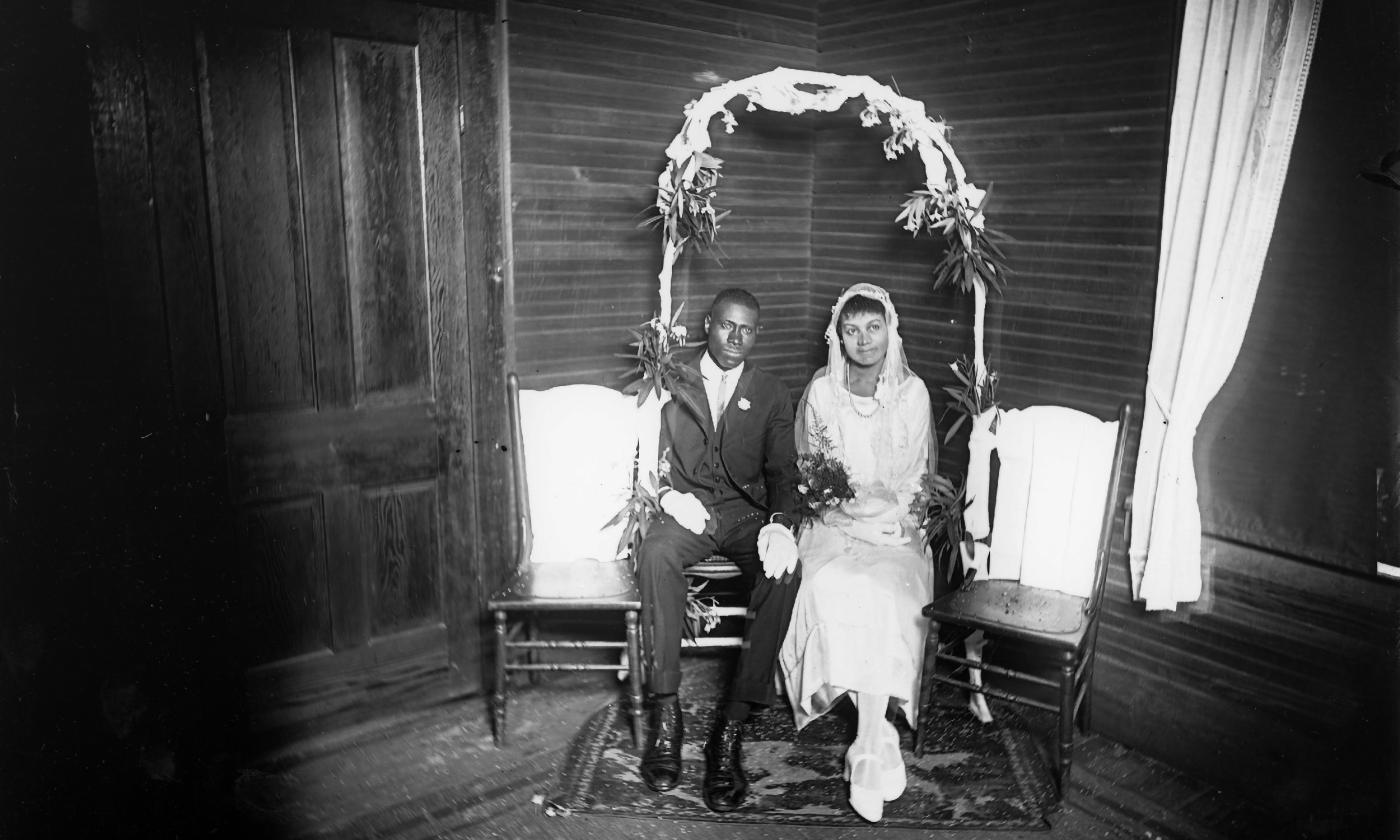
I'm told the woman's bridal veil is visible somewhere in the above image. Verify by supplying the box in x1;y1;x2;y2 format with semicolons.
797;283;917;470
823;282;913;399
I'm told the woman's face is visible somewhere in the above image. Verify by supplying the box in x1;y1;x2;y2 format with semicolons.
839;311;889;370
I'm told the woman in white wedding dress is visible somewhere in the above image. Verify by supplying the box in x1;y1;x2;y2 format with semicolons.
779;283;935;823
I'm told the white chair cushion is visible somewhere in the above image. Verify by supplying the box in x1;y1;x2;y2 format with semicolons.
518;384;638;567
987;406;1119;598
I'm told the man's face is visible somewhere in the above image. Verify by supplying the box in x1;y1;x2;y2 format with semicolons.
704;301;759;370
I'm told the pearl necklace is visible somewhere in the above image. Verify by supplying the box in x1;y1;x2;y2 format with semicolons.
845;362;881;418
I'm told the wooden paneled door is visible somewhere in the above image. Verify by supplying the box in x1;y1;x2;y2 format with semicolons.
205;3;480;733
97;0;506;736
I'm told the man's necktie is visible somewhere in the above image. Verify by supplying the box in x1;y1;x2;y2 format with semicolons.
711;371;731;426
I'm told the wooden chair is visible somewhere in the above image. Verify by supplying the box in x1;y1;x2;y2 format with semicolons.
487;373;644;747
914;403;1131;793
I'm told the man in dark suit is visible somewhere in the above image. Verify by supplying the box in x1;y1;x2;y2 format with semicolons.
637;288;801;813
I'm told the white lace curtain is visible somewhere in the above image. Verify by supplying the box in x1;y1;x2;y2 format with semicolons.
1131;0;1324;610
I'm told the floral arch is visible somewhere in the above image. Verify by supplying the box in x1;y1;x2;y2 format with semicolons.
642;66;1008;400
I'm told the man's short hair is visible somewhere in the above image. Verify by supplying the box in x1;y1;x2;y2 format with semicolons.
709;288;760;317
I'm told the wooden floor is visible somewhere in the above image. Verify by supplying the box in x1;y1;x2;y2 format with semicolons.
231;655;1312;840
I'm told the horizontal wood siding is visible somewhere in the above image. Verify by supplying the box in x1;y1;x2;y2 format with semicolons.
507;0;818;393
812;0;1173;466
1096;540;1399;826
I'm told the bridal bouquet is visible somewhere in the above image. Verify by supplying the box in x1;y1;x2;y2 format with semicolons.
796;418;855;523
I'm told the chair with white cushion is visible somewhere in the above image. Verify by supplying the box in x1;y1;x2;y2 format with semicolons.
487;374;645;746
914;403;1131;794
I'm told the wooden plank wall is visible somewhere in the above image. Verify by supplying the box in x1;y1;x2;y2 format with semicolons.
812;0;1171;425
1095;539;1399;828
811;1;1397;827
505;0;818;392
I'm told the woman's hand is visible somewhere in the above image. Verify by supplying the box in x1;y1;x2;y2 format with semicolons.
834;482;911;545
840;483;900;522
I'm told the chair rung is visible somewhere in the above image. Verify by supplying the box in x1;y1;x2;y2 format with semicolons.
681;636;743;648
505;639;628;650
925;672;1061;714
505;662;631;672
933;649;1061;689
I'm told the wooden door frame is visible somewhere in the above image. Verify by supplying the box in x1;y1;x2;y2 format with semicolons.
453;2;513;690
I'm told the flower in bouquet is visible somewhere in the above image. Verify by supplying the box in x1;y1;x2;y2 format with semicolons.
795;418;855;524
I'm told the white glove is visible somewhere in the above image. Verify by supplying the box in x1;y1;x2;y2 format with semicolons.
757;523;799;580
660;489;710;535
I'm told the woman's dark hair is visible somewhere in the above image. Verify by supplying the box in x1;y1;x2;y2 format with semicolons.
838;293;885;325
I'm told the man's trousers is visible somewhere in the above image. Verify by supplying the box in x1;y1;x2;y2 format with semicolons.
637;500;800;707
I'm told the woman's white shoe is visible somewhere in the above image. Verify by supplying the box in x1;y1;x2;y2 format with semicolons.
844;747;885;822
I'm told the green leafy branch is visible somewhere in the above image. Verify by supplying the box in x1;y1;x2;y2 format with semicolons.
604;465;662;571
940;355;999;444
897;181;1012;295
640;151;731;258
683;579;721;642
910;471;969;585
618;305;707;423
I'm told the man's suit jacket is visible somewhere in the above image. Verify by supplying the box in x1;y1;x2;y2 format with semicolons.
659;351;800;523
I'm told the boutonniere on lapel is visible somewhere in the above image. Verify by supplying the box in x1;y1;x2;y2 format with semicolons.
737;397;751;411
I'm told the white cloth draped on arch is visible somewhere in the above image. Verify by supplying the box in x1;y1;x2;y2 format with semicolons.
1131;0;1323;610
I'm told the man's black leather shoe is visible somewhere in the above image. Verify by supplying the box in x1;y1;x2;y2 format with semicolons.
639;695;683;791
702;716;748;812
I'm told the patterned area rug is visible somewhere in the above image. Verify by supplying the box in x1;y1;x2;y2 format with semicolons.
544;693;1058;829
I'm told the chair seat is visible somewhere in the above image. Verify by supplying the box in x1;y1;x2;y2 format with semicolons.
488;560;640;610
924;580;1090;649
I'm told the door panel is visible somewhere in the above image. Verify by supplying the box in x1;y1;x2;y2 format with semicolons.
190;2;476;735
364;480;442;634
336;37;435;402
239;498;331;663
200;23;315;414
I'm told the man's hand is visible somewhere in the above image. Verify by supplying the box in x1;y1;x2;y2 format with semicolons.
660;490;710;535
757;523;799;580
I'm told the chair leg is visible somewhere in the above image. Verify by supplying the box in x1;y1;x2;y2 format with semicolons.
492;609;509;747
624;609;644;748
1058;660;1076;792
526;619;543;686
1075;627;1097;733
